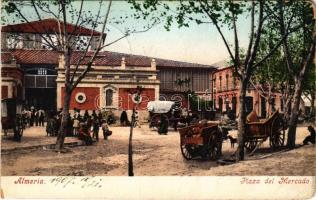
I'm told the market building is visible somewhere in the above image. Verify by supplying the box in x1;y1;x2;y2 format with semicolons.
1;19;215;120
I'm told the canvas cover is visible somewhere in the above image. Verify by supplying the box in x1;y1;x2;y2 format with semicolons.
147;101;175;114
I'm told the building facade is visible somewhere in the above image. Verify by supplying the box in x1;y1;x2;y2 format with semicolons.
1;53;24;101
1;19;215;120
211;66;283;118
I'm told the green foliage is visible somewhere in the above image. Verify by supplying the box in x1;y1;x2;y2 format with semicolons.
255;25;288;87
254;0;314;91
127;0;249;31
183;90;211;112
4;2;17;13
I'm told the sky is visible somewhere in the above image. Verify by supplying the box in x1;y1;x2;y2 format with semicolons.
3;1;252;65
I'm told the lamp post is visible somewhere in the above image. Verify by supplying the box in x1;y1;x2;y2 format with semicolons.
128;84;143;176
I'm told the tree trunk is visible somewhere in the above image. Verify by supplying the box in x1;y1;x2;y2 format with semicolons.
236;80;247;161
55;89;71;150
310;90;315;117
286;77;303;148
283;83;292;122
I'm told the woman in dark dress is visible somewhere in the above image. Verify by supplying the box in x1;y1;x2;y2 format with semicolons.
120;110;128;126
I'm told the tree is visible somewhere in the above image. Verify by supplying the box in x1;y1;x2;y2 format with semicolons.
276;0;315;148
3;0;157;150
128;0;295;160
3;0;112;150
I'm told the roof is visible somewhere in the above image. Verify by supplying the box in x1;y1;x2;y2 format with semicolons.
1;49;58;65
1;49;215;70
2;18;102;36
1;52;13;64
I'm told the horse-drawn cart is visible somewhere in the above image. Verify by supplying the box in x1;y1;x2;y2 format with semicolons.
244;110;286;152
1;98;24;141
178;123;222;160
147;101;199;131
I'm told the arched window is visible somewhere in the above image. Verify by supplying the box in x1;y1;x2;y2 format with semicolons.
106;89;113;106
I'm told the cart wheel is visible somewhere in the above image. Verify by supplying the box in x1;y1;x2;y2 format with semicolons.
208;143;222;160
205;131;222;160
270;116;285;148
244;140;257;152
180;129;195;160
180;144;194;160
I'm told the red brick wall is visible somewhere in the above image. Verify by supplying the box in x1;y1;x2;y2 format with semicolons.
1;86;8;99
1;67;23;83
212;67;239;92
119;88;155;110
61;87;99;110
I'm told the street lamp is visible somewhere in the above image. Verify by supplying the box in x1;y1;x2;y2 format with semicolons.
127;83;143;176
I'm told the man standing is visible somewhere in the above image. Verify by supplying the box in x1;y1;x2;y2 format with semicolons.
101;120;111;140
38;108;45;126
92;116;100;141
158;115;168;135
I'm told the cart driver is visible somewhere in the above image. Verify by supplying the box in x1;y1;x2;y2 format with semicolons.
158;115;168;135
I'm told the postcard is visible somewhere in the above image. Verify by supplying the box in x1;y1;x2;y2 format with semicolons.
1;0;315;199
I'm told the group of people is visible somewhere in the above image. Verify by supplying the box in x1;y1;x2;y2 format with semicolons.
21;107;45;127
75;109;112;145
46;109;113;145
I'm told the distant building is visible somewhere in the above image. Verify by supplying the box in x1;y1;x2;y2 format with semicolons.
211;66;283;117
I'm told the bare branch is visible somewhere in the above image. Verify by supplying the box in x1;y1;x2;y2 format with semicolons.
31;0;42;21
61;0;72;90
299;33;315;78
198;0;236;65
69;0;104;84
277;0;295;76
244;1;255;67
36;0;59;19
100;21;160;49
229;0;242;80
67;0;84;41
298;10;316;78
229;0;239;61
246;0;265;76
13;5;57;50
72;0;112;89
